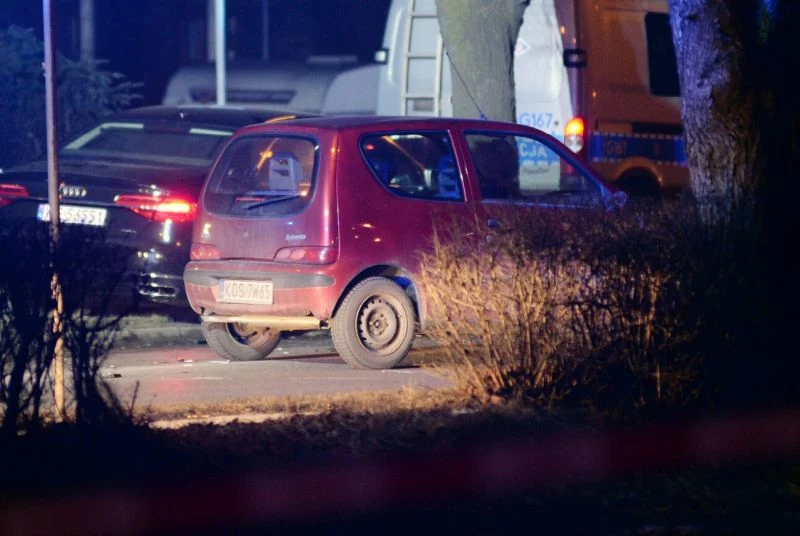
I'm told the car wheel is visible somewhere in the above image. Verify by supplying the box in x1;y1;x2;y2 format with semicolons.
202;321;281;361
332;277;416;369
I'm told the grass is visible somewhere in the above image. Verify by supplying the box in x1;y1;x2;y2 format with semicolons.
141;383;464;425
1;389;798;535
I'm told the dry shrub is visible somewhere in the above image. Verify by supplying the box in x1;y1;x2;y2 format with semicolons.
418;210;589;404
1;221;137;434
418;201;754;412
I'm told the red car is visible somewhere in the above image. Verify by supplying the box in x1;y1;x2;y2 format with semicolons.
184;116;625;369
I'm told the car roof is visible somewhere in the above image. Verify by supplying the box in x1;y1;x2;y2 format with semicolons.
108;105;316;128
237;114;538;134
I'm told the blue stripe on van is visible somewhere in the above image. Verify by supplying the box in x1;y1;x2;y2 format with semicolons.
589;132;687;166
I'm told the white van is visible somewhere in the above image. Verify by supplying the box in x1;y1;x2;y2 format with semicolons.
162;56;379;116
375;0;688;197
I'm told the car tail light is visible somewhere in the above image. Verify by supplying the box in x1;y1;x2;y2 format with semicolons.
274;246;338;264
114;194;196;223
190;243;220;260
564;117;585;154
0;184;30;207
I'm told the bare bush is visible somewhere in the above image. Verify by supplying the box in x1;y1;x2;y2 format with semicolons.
0;222;58;433
1;222;137;434
418;211;589;404
418;201;758;412
56;226;140;424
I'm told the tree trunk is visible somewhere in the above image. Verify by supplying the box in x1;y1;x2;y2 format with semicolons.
669;0;800;404
668;0;761;214
435;0;529;122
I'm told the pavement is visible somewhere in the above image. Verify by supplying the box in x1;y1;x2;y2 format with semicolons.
115;313;205;349
114;311;439;351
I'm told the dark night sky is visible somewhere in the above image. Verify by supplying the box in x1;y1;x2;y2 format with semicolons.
1;0;391;105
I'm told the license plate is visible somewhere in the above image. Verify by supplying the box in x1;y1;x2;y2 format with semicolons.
37;204;108;227
219;279;273;304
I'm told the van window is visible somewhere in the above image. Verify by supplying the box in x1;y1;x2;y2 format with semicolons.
645;13;680;97
203;136;317;217
360;132;463;201
466;132;601;208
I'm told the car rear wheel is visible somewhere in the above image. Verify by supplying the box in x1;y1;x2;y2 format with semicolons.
202;321;282;361
332;277;416;369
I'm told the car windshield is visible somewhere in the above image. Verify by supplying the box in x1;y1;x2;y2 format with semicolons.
203;135;317;217
60;121;234;166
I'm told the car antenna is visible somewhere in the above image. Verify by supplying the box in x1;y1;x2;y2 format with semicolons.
443;49;487;120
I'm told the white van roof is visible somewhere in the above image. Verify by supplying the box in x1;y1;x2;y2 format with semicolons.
162;58;375;115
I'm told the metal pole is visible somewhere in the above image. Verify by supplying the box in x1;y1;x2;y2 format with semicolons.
43;0;65;420
215;0;227;105
79;0;95;61
207;0;215;61
262;0;270;59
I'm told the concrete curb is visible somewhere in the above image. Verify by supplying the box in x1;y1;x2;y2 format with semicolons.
114;320;335;349
149;411;320;429
115;320;204;348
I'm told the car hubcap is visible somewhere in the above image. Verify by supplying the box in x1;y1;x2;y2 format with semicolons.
358;296;401;352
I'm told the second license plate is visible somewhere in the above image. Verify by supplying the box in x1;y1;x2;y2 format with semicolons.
37;204;108;227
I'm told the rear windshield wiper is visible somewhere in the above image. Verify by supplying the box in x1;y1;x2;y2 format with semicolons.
244;194;301;211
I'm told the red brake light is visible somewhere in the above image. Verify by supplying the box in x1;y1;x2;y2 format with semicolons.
190;243;220;260
114;194;196;223
0;184;30;207
564;117;585;153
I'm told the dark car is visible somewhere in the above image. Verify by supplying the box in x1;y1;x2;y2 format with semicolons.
184;115;627;369
0;105;310;311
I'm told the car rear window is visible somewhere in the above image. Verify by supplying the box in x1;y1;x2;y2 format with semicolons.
203;135;317;217
61;121;234;166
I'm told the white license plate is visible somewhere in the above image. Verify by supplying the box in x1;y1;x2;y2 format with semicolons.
219;279;273;304
37;204;108;227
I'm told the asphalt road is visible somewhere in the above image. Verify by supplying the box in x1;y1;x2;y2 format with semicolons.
102;330;451;410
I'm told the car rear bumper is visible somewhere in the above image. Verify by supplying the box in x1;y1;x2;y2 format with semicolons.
183;261;338;319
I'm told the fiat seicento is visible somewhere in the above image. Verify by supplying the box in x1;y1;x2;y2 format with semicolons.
184;116;624;369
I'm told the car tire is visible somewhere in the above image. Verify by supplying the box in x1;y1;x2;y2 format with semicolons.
332;277;416;369
202;321;282;361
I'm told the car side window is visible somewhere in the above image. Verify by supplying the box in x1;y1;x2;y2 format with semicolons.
465;132;602;208
360;132;463;201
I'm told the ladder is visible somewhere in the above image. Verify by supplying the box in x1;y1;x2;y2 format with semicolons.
400;0;446;116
